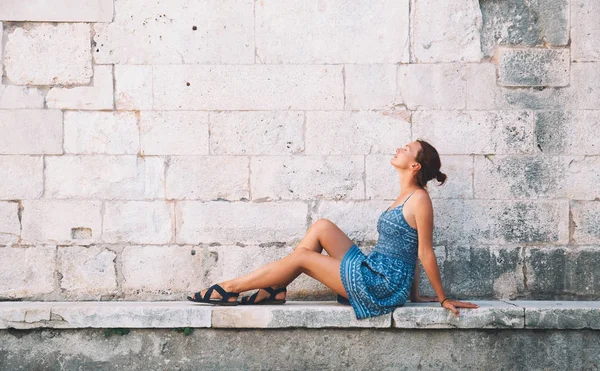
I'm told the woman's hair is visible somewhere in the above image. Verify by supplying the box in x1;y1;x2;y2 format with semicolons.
415;139;447;189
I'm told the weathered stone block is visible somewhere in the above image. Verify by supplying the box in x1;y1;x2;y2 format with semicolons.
120;245;204;298
367;155;473;200
210;111;304;155
438;245;524;300
572;0;600;61
305;111;411;155
251;156;364;200
93;0;253;64
46;66;113;110
535;111;600;155
571;201;600;244
397;64;466;110
58;246;117;298
21;201;102;245
0;0;113;22
45;156;164;199
153;65;344;110
0;110;63;155
507;300;600;329
524;246;600;299
433;199;569;245
165;156;249;200
0;156;43;199
412;110;534;154
140;111;209;155
255;0;409;63
64;112;139;155
213;302;391;328
343;64;397;109
0;246;56;299
115;65;153;110
392;300;524;328
4;23;92;85
175;201;307;244
103;201;174;244
413;0;483;63
479;0;569;57
497;48;570;87
0;202;20;245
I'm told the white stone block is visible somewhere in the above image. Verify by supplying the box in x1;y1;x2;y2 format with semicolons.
392;301;523;328
572;0;600;61
0;156;44;200
46;66;114;110
251;156;364;200
58;246;117;298
140;111;209;155
115;65;153;110
0;0;113;22
93;0;253;64
0;202;20;245
4;23;92;85
311;201;391;243
210;111;304;155
397;64;467;110
103;201;174;244
175;201;307;244
255;0;409;63
64;111;139;154
0;110;63;154
0;85;45;109
21;200;102;245
153;65;344;110
344;64;397;110
120;245;204;298
412;0;483;63
166;156;249;200
0;246;56;299
305;110;411;155
45;155;164;199
535;110;600;155
412;110;534;155
213;302;391;328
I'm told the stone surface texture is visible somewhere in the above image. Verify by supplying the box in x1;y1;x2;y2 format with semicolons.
0;0;598;312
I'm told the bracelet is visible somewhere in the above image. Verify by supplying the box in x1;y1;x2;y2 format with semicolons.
440;298;450;306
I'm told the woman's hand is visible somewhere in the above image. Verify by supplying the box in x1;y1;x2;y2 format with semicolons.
441;299;479;316
410;295;439;302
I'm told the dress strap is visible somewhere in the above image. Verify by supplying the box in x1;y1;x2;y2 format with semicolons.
400;190;417;206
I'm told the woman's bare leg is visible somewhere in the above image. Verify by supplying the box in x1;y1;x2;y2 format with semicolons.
191;219;356;302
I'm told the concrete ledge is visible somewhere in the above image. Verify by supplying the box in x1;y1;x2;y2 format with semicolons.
0;300;598;330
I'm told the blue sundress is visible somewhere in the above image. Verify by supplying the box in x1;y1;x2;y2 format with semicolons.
340;190;419;319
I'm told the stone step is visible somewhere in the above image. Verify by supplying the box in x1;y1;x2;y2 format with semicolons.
1;300;599;330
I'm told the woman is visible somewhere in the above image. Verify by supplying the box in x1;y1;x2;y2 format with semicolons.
187;139;479;319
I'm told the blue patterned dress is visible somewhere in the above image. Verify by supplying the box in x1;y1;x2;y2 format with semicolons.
340;190;419;319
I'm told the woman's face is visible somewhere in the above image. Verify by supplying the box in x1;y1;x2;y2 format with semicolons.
391;141;421;169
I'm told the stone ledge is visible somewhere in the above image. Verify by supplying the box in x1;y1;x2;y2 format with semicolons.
0;300;598;330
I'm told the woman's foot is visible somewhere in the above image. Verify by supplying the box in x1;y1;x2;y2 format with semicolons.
241;286;287;304
188;282;239;303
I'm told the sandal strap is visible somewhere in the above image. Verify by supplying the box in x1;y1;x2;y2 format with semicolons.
263;287;287;300
204;284;239;302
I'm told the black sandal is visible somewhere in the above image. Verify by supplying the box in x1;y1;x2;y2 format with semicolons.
186;284;240;305
240;287;287;305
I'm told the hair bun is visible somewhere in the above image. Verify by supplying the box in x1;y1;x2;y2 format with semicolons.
436;170;447;184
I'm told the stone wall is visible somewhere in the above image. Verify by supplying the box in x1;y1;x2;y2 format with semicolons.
0;0;598;302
